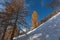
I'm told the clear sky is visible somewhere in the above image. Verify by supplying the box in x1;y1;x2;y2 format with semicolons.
0;0;59;28
25;0;57;27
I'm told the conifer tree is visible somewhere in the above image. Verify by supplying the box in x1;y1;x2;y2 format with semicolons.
0;0;29;40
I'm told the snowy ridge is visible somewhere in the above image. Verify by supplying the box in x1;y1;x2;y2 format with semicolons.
13;22;45;39
49;12;60;20
27;12;60;34
14;12;60;40
13;34;25;39
27;23;45;34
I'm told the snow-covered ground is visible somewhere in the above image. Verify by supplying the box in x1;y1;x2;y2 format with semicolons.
13;12;60;40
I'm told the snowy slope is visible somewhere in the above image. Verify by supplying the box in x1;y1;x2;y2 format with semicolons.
13;12;60;40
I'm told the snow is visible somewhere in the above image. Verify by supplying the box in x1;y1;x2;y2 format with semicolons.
13;34;25;39
13;12;60;40
46;34;49;38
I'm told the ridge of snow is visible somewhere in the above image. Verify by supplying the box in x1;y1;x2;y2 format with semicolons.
13;12;60;40
13;23;45;39
27;12;60;34
27;23;45;34
13;34;25;39
49;12;60;20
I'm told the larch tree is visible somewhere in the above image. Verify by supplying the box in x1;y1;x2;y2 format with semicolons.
0;0;29;40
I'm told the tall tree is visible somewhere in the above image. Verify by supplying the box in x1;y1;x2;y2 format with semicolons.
0;0;29;40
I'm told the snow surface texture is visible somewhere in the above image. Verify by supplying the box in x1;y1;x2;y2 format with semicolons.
13;12;60;40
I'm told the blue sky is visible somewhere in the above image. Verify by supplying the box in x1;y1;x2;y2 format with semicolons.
0;0;58;28
25;0;56;26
